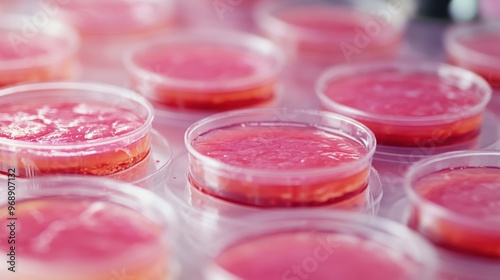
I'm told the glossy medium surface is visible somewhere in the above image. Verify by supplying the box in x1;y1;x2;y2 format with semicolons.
318;62;491;147
0;83;153;177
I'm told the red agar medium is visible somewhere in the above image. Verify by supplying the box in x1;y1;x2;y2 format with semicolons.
320;69;489;147
0;102;142;143
410;167;500;258
0;198;168;280
213;232;419;280
192;125;366;170
190;123;370;207
0;101;150;176
128;41;281;110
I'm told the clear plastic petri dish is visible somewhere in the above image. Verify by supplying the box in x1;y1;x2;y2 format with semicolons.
0;176;178;280
0;14;80;88
203;210;438;280
405;151;500;259
255;0;414;64
317;61;492;147
185;108;376;208
125;29;285;117
387;199;500;280
445;22;500;91
0;82;154;177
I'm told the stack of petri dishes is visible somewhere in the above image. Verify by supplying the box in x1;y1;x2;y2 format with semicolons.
166;108;382;252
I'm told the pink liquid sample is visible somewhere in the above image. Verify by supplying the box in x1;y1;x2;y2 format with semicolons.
213;231;419;280
0;35;74;87
0;102;149;176
451;33;500;90
268;5;401;61
323;72;484;146
190;123;370;207
130;44;277;110
0;197;168;280
410;167;500;258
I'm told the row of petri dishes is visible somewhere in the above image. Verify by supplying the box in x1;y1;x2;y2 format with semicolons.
1;0;500;109
1;101;500;280
0;81;499;280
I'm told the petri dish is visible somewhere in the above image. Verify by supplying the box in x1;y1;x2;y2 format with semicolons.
0;82;153;177
317;61;491;147
185;108;376;208
0;176;177;280
125;29;285;115
405;151;500;258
